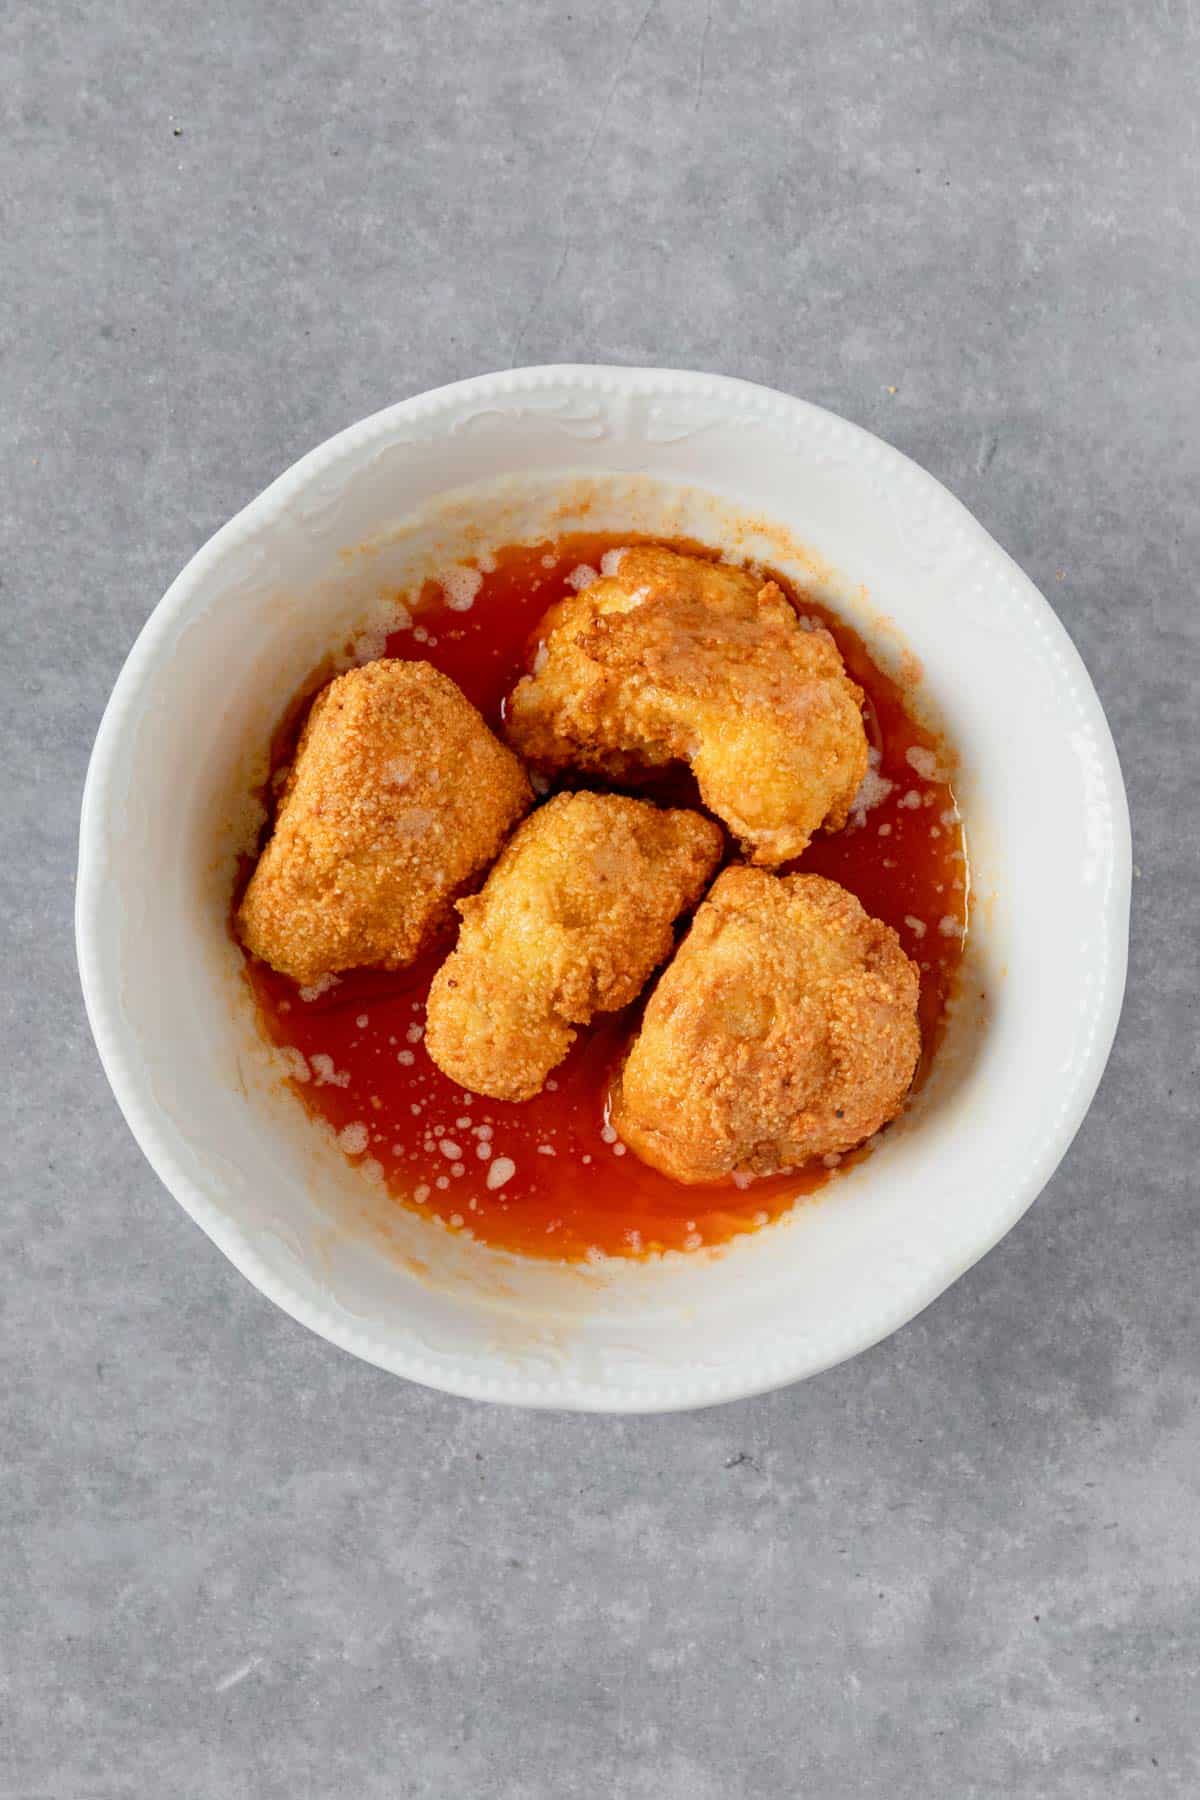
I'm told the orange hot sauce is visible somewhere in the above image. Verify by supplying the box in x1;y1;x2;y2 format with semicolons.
240;535;968;1261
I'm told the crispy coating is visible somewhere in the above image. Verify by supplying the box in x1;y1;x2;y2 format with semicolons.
505;546;869;865
611;869;920;1184
424;791;723;1102
238;660;531;985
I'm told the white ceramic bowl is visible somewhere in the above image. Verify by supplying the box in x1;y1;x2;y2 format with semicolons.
76;366;1130;1411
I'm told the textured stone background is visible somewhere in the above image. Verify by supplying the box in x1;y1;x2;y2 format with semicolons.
3;2;1197;1794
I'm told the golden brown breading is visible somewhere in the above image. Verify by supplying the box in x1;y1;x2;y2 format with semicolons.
505;546;869;865
424;791;724;1102
611;869;920;1184
238;660;531;985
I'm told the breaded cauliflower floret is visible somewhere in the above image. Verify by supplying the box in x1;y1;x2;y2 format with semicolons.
505;546;868;865
238;660;531;985
424;791;723;1102
611;869;920;1184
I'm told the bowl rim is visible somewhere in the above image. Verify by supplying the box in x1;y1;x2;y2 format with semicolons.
76;364;1132;1411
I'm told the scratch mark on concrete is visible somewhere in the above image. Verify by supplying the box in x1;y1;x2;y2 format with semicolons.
695;0;713;110
215;1654;262;1693
976;431;999;475
509;0;659;364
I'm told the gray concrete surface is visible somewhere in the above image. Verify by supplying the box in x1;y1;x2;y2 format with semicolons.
3;1;1197;1793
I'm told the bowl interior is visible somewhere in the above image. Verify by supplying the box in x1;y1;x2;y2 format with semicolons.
78;370;1129;1408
